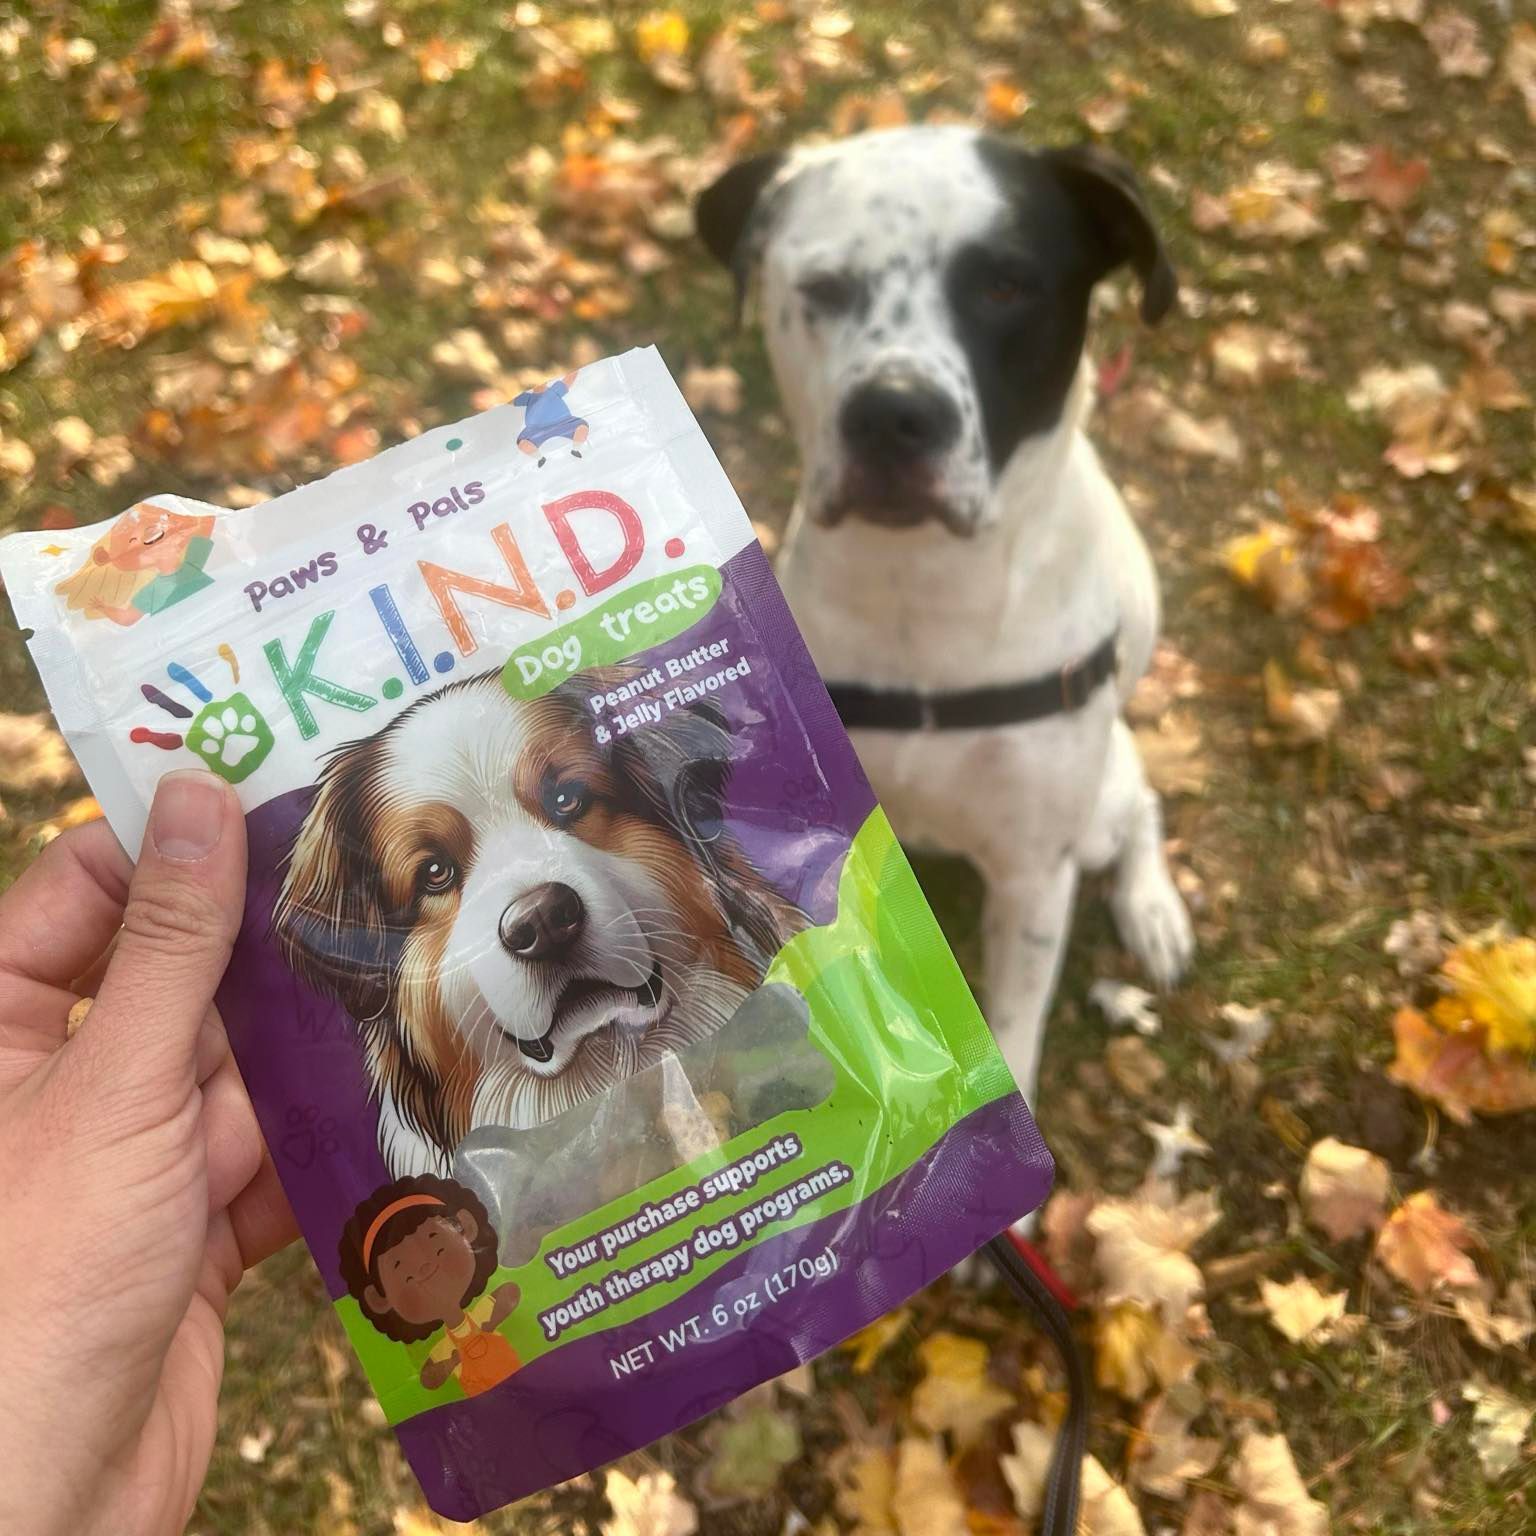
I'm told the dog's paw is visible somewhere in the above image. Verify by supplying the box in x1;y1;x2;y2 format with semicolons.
1113;864;1194;989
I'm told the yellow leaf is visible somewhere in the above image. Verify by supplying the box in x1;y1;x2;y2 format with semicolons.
832;1442;897;1535
1441;934;1536;1055
635;10;689;61
982;76;1031;124
1260;1275;1349;1344
910;1332;1014;1445
892;1438;968;1536
842;1307;911;1374
1299;1137;1390;1242
1375;1190;1480;1296
1094;1301;1199;1401
1463;1382;1535;1479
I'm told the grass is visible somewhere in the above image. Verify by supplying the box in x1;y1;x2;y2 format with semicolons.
2;0;1535;1530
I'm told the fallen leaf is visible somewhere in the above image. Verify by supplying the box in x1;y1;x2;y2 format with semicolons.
1000;1420;1054;1527
1209;1002;1274;1065
0;713;79;796
1095;1301;1200;1401
1041;1187;1100;1297
1463;1382;1533;1479
1440;934;1536;1055
601;1467;697;1536
431;327;502;385
893;1438;968;1536
1231;1431;1328;1536
1089;1181;1221;1325
842;1308;911;1374
1263;661;1341;744
1453;1281;1536;1353
1504;23;1536;125
1300;1137;1390;1243
1141;1105;1211;1180
91;260;257;347
237;1423;274;1463
1375;1191;1480;1295
1209;322;1310;387
1386;1006;1536;1122
981;74;1031;124
1090;979;1161;1035
294;238;368;288
698;1399;801;1502
1330;142;1429;214
1222;523;1309;616
680;363;743;415
832;1439;897;1536
1260;1276;1349;1344
1385;911;1444;976
1082;1457;1148;1536
910;1332;1014;1445
1133;712;1211;797
1107;1034;1167;1099
1421;8;1491;78
0;431;37;480
1131;1386;1221;1499
1081;94;1130;134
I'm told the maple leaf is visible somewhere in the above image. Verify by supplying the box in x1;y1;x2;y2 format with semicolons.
981;74;1031;124
1090;979;1161;1035
91;260;256;348
601;1468;697;1536
1041;1187;1100;1297
1131;1385;1221;1500
1375;1191;1480;1295
634;10;693;89
1209;323;1310;388
1299;1137;1390;1243
910;1332;1014;1445
1222;523;1309;616
1453;1280;1536;1353
1231;1431;1328;1536
832;1440;897;1536
1330;143;1429;214
1133;712;1211;798
1088;1181;1221;1325
1386;1006;1536;1122
0;713;81;798
842;1307;911;1374
1141;1105;1211;1180
1094;1301;1199;1401
1260;1276;1349;1344
1463;1383;1533;1479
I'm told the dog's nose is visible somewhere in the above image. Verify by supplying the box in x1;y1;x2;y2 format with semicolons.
840;373;960;463
499;883;585;961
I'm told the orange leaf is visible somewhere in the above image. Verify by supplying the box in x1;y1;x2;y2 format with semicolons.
1387;1006;1536;1123
1375;1191;1480;1296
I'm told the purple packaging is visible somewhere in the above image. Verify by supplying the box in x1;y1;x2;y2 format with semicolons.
1;346;1052;1517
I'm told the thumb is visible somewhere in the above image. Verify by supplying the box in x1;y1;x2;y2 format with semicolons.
74;770;248;1107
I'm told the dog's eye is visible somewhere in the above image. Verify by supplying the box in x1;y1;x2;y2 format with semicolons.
543;779;591;822
980;274;1035;308
799;272;860;316
418;856;458;895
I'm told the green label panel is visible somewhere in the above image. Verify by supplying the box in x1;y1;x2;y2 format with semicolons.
501;566;721;698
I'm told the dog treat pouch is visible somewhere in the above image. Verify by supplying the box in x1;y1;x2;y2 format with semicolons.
1;346;1053;1518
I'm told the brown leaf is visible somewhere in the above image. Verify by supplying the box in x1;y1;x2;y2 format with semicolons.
1106;1035;1167;1099
1131;1386;1221;1499
0;713;80;796
1089;1181;1221;1325
1263;661;1341;744
1375;1190;1480;1295
1421;7;1490;77
1504;23;1536;125
1330;143;1429;214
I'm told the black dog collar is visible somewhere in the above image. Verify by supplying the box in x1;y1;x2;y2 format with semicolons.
825;631;1119;732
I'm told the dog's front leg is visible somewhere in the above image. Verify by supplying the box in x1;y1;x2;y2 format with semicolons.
980;858;1080;1107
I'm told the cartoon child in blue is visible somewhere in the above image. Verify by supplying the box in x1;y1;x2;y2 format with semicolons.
513;369;589;467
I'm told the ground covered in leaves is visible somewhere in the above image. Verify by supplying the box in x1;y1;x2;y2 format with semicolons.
2;1;1535;1532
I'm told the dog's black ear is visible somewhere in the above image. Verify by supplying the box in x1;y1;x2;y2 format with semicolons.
695;152;788;325
614;696;736;854
1042;144;1178;325
273;750;398;1024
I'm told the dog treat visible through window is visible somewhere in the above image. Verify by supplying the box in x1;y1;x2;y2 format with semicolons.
2;347;1053;1519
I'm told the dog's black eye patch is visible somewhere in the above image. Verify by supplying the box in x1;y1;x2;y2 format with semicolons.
541;776;592;824
798;271;863;319
952;245;1045;318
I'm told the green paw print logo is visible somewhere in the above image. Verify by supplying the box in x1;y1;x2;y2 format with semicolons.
186;693;275;783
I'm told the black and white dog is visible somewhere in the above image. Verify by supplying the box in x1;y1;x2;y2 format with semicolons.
697;126;1193;1105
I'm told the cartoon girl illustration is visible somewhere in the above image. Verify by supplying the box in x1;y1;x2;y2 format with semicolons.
513;368;589;467
338;1175;523;1397
54;502;215;626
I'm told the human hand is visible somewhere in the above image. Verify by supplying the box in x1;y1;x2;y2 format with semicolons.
0;772;297;1536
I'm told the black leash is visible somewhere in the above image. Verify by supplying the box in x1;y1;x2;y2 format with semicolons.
983;1235;1091;1536
825;631;1119;733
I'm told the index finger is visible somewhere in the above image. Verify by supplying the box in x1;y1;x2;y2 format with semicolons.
0;819;131;988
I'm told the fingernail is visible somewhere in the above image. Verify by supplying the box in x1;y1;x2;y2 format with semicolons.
151;770;226;862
